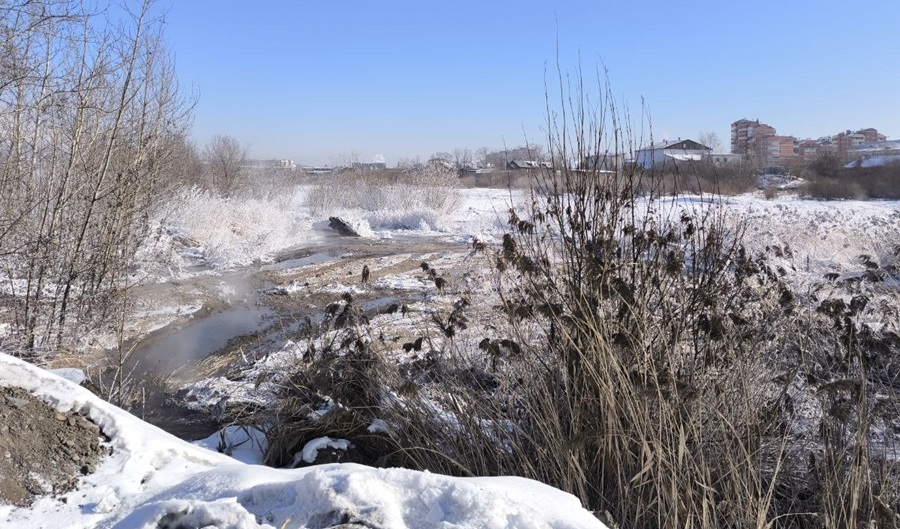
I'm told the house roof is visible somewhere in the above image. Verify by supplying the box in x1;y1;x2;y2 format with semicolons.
636;139;711;152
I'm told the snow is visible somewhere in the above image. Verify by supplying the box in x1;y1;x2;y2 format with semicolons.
294;436;351;466
48;367;86;385
728;193;900;274
0;353;608;529
161;187;900;419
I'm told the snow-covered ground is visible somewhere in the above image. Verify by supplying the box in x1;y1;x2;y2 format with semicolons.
3;183;899;527
0;353;608;529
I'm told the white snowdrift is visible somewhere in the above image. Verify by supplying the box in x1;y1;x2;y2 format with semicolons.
0;353;607;529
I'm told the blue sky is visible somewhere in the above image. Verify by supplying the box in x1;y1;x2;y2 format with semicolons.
159;1;899;165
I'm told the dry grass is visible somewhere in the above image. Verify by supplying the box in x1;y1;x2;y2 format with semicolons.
255;69;900;529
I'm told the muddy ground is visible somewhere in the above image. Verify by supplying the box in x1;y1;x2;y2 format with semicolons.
0;386;107;507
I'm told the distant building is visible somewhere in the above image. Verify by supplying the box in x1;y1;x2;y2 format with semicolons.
844;139;900;167
832;128;887;157
506;160;550;170
351;162;387;171
731;119;776;157
273;159;296;170
797;139;820;159
859;128;886;143
764;136;797;161
243;159;296;171
634;139;711;170
580;152;626;171
305;166;337;175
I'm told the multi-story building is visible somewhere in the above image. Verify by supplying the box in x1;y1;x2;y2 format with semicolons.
764;136;797;161
797;139;820;159
858;128;886;143
832;128;886;157
731;119;776;158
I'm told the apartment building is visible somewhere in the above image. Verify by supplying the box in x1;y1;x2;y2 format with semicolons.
731;119;776;157
764;136;797;160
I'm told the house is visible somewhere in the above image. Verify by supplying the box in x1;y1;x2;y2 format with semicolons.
633;139;711;170
506;160;550;171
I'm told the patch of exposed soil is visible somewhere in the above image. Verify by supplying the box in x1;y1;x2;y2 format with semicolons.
0;386;107;507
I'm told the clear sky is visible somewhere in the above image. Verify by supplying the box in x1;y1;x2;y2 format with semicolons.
158;0;899;165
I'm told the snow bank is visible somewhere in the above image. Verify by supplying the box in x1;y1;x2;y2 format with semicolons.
0;353;607;529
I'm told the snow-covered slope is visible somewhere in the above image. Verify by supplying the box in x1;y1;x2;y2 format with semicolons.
0;353;607;529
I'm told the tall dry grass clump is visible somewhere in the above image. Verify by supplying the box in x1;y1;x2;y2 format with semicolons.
473;69;899;527
479;71;781;526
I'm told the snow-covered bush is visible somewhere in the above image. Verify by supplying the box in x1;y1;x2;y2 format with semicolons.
148;186;307;270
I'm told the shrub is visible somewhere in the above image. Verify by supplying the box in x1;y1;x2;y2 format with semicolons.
848;163;900;199
809;153;845;179
659;162;758;196
800;178;867;200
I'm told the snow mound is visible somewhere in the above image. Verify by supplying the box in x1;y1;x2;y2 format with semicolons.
0;353;607;529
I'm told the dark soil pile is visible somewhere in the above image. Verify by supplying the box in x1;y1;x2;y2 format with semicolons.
0;386;107;507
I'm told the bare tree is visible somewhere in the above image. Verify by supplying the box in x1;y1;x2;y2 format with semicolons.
484;145;546;168
452;147;473;171
329;151;360;169
203;134;247;196
396;157;421;171
0;0;194;365
475;147;490;168
698;131;723;153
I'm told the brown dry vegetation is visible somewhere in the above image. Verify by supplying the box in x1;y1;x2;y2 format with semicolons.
256;72;900;529
801;155;900;200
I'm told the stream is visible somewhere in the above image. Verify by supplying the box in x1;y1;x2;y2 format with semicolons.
114;233;462;439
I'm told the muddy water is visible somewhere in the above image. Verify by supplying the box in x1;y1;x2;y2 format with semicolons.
128;305;275;376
